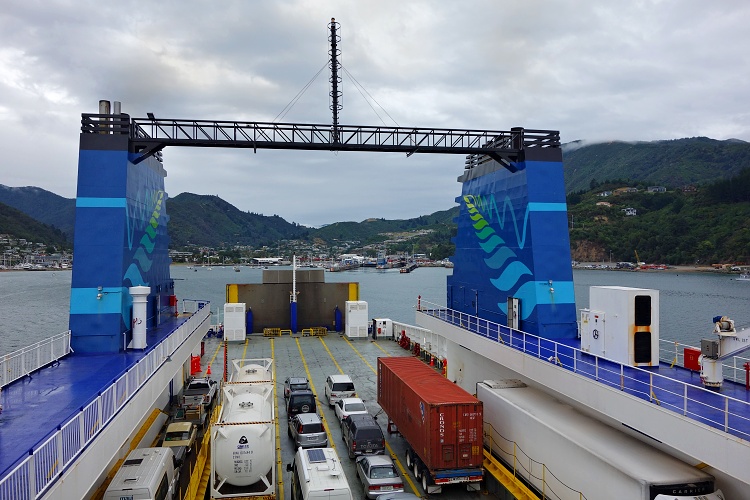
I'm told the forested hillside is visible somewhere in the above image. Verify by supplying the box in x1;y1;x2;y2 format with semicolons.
0;202;70;249
567;169;750;265
167;193;307;247
562;137;750;193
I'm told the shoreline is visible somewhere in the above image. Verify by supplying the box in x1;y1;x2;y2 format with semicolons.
574;263;744;274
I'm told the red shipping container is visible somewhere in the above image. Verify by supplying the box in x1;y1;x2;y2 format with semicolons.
377;357;483;471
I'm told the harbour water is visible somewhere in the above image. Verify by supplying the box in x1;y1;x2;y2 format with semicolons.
2;266;749;355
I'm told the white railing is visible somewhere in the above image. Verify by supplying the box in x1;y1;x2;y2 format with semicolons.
1;332;72;388
658;339;750;385
417;300;750;442
0;304;210;500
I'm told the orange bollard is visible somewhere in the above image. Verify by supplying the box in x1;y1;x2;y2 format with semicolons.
206;365;212;376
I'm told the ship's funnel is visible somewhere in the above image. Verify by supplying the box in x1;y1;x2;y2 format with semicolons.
129;286;151;349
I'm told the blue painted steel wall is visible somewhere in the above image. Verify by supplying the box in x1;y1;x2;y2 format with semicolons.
447;154;577;339
70;136;174;353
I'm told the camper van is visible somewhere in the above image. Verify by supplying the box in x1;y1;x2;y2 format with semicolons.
287;447;353;500
104;447;179;500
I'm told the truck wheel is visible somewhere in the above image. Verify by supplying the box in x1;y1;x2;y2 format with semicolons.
422;473;429;492
412;461;419;480
405;451;412;468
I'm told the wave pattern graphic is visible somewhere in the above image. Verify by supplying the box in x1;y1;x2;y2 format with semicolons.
123;190;164;288
471;193;531;249
463;195;538;319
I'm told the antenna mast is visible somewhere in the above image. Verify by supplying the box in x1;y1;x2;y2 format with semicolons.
328;18;342;145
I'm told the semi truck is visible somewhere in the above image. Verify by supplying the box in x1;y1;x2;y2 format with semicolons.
377;357;483;494
477;379;726;500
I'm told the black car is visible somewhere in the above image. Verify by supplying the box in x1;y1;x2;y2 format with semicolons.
284;376;310;400
286;389;316;420
341;413;385;459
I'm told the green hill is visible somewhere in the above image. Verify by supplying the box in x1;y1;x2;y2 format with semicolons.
167;193;308;247
563;137;750;193
0;185;75;237
567;170;750;265
0;201;70;249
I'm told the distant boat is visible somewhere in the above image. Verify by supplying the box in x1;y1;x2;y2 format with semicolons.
233;266;240;272
735;273;750;281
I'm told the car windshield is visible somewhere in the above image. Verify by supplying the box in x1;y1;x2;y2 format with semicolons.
290;383;308;391
291;396;315;407
165;431;190;441
332;382;355;391
301;423;323;433
345;402;366;412
370;466;396;479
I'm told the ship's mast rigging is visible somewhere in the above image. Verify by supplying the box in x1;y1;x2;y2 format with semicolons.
329;18;342;145
81;20;560;169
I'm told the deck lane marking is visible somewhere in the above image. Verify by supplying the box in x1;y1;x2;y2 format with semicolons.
318;337;345;375
295;338;337;449
372;340;392;356
340;337;419;495
271;339;285;500
241;337;249;360
342;337;377;373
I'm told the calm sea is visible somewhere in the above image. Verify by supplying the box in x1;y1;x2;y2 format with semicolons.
2;266;749;355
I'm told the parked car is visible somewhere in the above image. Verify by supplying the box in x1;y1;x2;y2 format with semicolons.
355;455;404;499
286;389;317;420
162;421;198;453
324;374;356;407
341;413;385;459
284;376;310;400
334;397;368;423
288;413;328;449
182;377;218;407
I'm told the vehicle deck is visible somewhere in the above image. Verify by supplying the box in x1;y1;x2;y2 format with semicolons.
200;331;438;500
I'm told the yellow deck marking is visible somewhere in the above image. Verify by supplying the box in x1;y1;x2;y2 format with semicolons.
295;338;337;450
317;337;345;375
372;340;392;356
271;339;284;500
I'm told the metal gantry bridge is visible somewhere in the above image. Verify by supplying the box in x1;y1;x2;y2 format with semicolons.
81;114;561;171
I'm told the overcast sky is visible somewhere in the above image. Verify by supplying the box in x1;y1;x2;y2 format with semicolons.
1;1;748;227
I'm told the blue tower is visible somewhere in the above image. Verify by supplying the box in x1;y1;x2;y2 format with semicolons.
69;106;174;353
448;140;577;339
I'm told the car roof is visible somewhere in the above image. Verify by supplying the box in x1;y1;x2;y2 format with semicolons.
344;413;376;425
328;374;352;381
359;455;393;467
166;421;194;432
289;389;314;396
295;413;322;424
340;397;364;405
286;376;307;383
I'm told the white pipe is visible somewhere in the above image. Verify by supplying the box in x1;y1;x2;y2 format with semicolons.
129;286;151;349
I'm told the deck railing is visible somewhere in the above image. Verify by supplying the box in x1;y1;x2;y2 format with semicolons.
483;421;587;500
658;339;750;385
0;304;210;500
417;300;750;442
0;332;72;389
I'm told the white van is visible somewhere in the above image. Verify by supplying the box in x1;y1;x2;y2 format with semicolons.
324;374;356;407
104;447;179;500
287;447;353;500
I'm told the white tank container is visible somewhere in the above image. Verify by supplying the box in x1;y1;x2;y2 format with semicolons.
213;385;274;487
229;358;273;383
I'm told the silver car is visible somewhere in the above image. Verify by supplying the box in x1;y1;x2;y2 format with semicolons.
288;412;328;449
355;455;404;499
